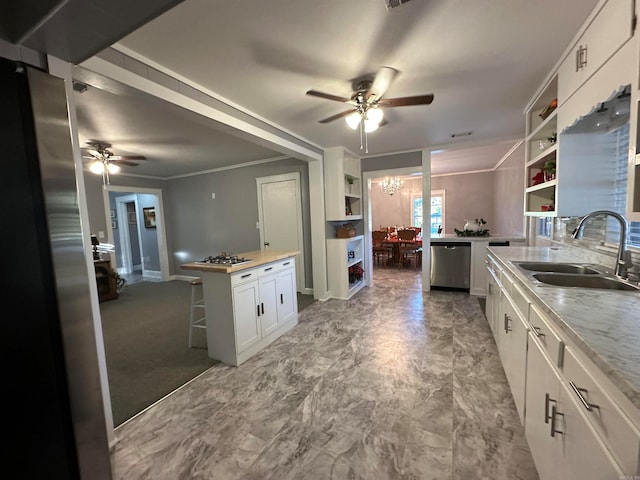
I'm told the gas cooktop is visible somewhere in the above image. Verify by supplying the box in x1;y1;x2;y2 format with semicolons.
200;254;253;266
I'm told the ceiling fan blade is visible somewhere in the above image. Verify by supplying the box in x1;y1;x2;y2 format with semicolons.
366;66;398;102
306;90;352;103
118;155;147;160
111;160;139;167
377;94;434;107
318;110;356;124
86;149;101;157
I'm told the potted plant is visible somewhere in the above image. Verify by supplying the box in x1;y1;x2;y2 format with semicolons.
542;159;556;181
110;269;127;293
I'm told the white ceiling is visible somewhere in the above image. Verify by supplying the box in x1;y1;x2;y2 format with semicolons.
74;0;600;179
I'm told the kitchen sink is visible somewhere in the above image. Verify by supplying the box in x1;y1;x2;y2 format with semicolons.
515;262;599;274
532;273;640;291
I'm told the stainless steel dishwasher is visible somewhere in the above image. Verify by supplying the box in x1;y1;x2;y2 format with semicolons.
430;242;471;290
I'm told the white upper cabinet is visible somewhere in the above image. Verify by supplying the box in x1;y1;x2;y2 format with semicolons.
557;0;634;106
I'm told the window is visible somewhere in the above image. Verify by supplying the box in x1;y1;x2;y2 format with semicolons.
411;194;423;228
430;190;445;235
611;122;640;248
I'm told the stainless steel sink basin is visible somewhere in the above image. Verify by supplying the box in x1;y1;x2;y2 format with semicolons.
516;262;599;274
532;273;640;291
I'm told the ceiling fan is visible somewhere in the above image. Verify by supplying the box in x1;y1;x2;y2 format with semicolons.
82;140;147;185
306;66;434;151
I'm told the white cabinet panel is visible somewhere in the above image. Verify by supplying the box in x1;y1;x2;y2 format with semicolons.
557;0;634;105
258;274;278;336
233;281;260;352
276;266;297;325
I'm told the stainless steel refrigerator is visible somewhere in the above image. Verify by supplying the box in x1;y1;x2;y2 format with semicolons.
1;58;111;478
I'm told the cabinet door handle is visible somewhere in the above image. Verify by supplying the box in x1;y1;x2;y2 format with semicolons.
264;267;273;272
575;44;587;71
280;293;283;304
544;393;556;424
261;303;264;314
241;273;251;279
550;405;564;437
532;326;545;338
283;261;290;266
569;381;599;412
257;305;260;317
504;313;511;333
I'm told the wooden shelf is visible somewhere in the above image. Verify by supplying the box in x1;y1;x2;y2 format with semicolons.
526;179;557;193
527;110;557;141
527;144;557;167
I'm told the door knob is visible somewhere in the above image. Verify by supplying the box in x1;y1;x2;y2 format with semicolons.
264;242;270;246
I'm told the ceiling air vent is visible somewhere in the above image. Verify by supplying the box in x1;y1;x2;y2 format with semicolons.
384;0;413;10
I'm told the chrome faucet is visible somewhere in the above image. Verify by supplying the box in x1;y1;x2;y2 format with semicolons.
570;210;629;279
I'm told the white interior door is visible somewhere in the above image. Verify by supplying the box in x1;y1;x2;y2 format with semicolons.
257;173;305;293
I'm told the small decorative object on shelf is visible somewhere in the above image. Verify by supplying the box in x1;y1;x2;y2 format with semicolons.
336;223;356;238
539;98;558;120
348;264;364;284
542;159;556;181
455;218;490;237
531;170;545;186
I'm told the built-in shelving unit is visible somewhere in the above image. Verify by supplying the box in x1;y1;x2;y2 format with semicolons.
325;147;362;220
327;235;364;299
524;76;558;217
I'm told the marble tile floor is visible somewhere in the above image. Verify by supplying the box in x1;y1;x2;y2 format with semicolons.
110;266;538;479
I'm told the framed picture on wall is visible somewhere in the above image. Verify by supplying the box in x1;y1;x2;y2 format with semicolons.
128;212;136;224
143;207;156;228
111;220;117;230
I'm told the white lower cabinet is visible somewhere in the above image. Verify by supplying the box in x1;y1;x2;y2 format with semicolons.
232;280;261;352
498;293;528;423
486;253;639;479
204;257;298;366
526;334;623;480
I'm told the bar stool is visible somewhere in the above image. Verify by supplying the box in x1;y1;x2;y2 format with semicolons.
188;278;206;348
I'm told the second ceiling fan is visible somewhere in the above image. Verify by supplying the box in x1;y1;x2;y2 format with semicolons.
306;66;434;150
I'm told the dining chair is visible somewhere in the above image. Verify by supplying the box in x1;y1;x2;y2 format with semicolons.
372;230;393;267
397;229;419;268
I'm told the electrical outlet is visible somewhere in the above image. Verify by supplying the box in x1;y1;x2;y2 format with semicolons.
98;231;105;239
211;193;216;199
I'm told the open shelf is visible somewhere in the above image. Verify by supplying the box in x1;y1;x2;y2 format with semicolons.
527;144;557;167
526;179;557;193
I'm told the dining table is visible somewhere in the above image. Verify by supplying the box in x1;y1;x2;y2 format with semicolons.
382;236;423;266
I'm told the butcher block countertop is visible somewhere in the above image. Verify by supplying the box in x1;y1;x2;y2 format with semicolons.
181;249;299;274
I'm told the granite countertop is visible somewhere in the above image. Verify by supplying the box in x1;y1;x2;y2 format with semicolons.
182;249;299;274
430;234;525;243
488;246;640;411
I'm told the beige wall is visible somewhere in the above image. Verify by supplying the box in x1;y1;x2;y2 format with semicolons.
371;176;422;230
431;172;495;234
493;143;525;236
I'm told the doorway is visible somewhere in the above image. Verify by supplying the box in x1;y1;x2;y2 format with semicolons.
103;186;170;281
256;172;306;293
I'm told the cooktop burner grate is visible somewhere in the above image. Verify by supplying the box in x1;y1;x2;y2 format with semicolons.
201;254;253;266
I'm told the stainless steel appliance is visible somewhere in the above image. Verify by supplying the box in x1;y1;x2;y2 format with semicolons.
199;254;253;266
430;242;471;290
1;59;111;478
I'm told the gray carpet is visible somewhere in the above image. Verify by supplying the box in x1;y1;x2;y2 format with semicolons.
100;281;317;427
100;280;216;426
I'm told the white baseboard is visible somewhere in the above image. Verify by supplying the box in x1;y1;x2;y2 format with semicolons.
300;287;314;296
142;269;162;279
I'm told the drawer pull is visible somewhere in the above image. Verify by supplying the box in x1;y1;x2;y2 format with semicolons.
550;405;564;437
532;326;545;338
569;381;599;412
241;273;252;279
283;261;290;266
264;267;273;272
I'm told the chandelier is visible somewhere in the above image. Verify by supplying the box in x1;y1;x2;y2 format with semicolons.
379;176;404;195
345;104;384;153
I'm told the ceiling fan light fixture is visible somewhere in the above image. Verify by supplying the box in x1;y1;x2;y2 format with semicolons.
345;111;361;130
107;162;121;174
367;107;383;124
364;118;380;133
89;160;105;174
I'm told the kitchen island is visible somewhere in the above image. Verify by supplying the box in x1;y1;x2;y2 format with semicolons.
182;249;299;366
